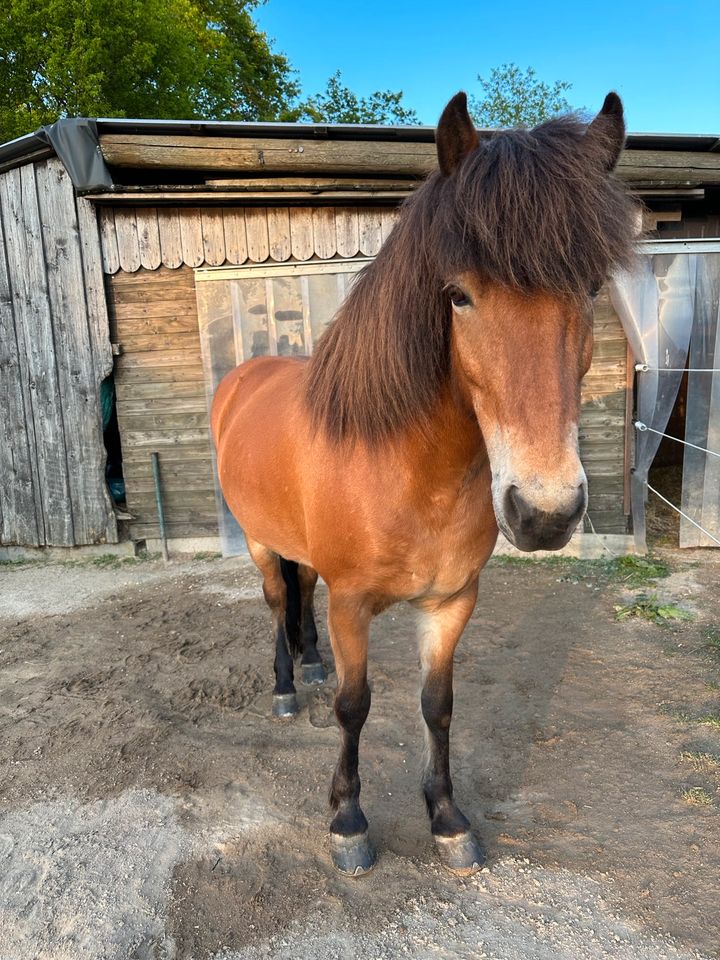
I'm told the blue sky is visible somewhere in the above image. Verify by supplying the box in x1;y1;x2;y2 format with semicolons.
256;0;720;134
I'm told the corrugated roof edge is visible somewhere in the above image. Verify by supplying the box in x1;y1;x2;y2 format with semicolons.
1;116;719;191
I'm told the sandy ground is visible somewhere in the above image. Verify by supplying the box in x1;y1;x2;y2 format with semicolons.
1;551;719;959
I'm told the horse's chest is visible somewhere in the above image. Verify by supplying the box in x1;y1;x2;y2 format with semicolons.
402;470;497;598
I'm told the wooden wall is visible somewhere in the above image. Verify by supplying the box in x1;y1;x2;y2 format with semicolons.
580;291;629;534
100;206;400;274
0;158;117;547
108;265;216;540
106;213;629;540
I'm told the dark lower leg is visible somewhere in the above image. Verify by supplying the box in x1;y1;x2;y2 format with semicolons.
421;668;469;837
330;676;371;836
273;621;295;695
298;564;322;667
246;538;296;710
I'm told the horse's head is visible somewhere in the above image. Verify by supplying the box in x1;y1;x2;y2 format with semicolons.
434;91;634;551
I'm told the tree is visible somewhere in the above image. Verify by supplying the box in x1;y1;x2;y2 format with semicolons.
469;63;574;128
0;0;298;141
289;71;419;125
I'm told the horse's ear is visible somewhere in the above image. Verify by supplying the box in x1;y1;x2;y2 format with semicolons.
436;92;480;176
584;92;625;172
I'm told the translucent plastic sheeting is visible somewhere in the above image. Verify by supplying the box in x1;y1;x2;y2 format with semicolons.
680;254;720;546
195;262;367;556
610;254;696;551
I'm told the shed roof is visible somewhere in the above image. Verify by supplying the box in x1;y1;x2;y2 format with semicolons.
1;116;719;198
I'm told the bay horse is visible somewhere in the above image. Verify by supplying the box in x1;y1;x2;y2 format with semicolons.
211;92;636;876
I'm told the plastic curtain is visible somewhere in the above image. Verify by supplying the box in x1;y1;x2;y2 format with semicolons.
680;254;720;546
609;254;696;552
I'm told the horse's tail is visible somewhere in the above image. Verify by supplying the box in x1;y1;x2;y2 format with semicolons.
280;557;303;658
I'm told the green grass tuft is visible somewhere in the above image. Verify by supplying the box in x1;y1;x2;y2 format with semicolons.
682;786;714;806
615;593;694;624
608;554;671;585
696;712;720;730
681;751;720;773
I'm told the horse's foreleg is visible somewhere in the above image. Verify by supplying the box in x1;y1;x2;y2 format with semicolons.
326;592;375;876
416;580;485;875
246;537;298;718
297;564;326;685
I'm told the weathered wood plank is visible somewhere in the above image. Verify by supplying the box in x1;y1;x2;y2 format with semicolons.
100;134;439;175
113;332;201;353
267;207;291;261
99;134;720;187
115;379;206;401
114;208;142;272
112;317;199;339
179;208;204;268
222;209;248;264
289;208;313;260
111;299;198;319
380;208;399;243
75;197;115;381
98;206;120;274
156;208;184;268
335;209;359;258
135;207;162;270
245;207;269;262
129;520;219;539
358;208;383;256
36;158;117;544
312;207;337;260
201;208;226;266
0;165;73;545
0;196;41;545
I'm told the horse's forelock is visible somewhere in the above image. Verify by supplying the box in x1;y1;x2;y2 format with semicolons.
305;115;638;444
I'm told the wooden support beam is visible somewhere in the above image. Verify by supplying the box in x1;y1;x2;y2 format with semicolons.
99;132;720;188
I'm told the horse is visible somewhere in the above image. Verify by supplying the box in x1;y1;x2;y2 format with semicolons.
211;91;636;877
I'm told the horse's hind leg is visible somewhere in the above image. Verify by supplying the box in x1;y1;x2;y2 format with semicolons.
416;579;486;876
297;564;326;684
246;538;299;719
279;560;326;684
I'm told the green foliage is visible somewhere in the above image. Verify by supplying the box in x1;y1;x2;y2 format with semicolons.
704;628;720;654
0;0;298;141
289;71;418;125
614;593;694;624
469;63;574;129
608;554;671;586
0;5;420;142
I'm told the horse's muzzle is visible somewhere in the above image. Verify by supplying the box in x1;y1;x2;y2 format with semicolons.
502;483;586;551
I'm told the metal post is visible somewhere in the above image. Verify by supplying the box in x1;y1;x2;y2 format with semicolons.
150;452;169;562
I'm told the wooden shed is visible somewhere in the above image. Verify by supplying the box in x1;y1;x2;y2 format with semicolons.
1;118;719;553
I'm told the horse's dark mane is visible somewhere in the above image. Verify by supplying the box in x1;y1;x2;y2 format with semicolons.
305;114;638;443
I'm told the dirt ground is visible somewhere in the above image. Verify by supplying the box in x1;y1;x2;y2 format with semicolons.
1;549;720;960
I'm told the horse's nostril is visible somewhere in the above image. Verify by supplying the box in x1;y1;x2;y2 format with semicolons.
569;485;586;522
503;484;533;529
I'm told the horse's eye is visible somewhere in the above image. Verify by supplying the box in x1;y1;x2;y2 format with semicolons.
447;285;471;308
589;284;602;300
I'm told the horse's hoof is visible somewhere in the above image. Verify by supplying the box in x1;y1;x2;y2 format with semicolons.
302;662;327;685
330;831;376;876
434;831;485;876
271;692;299;718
